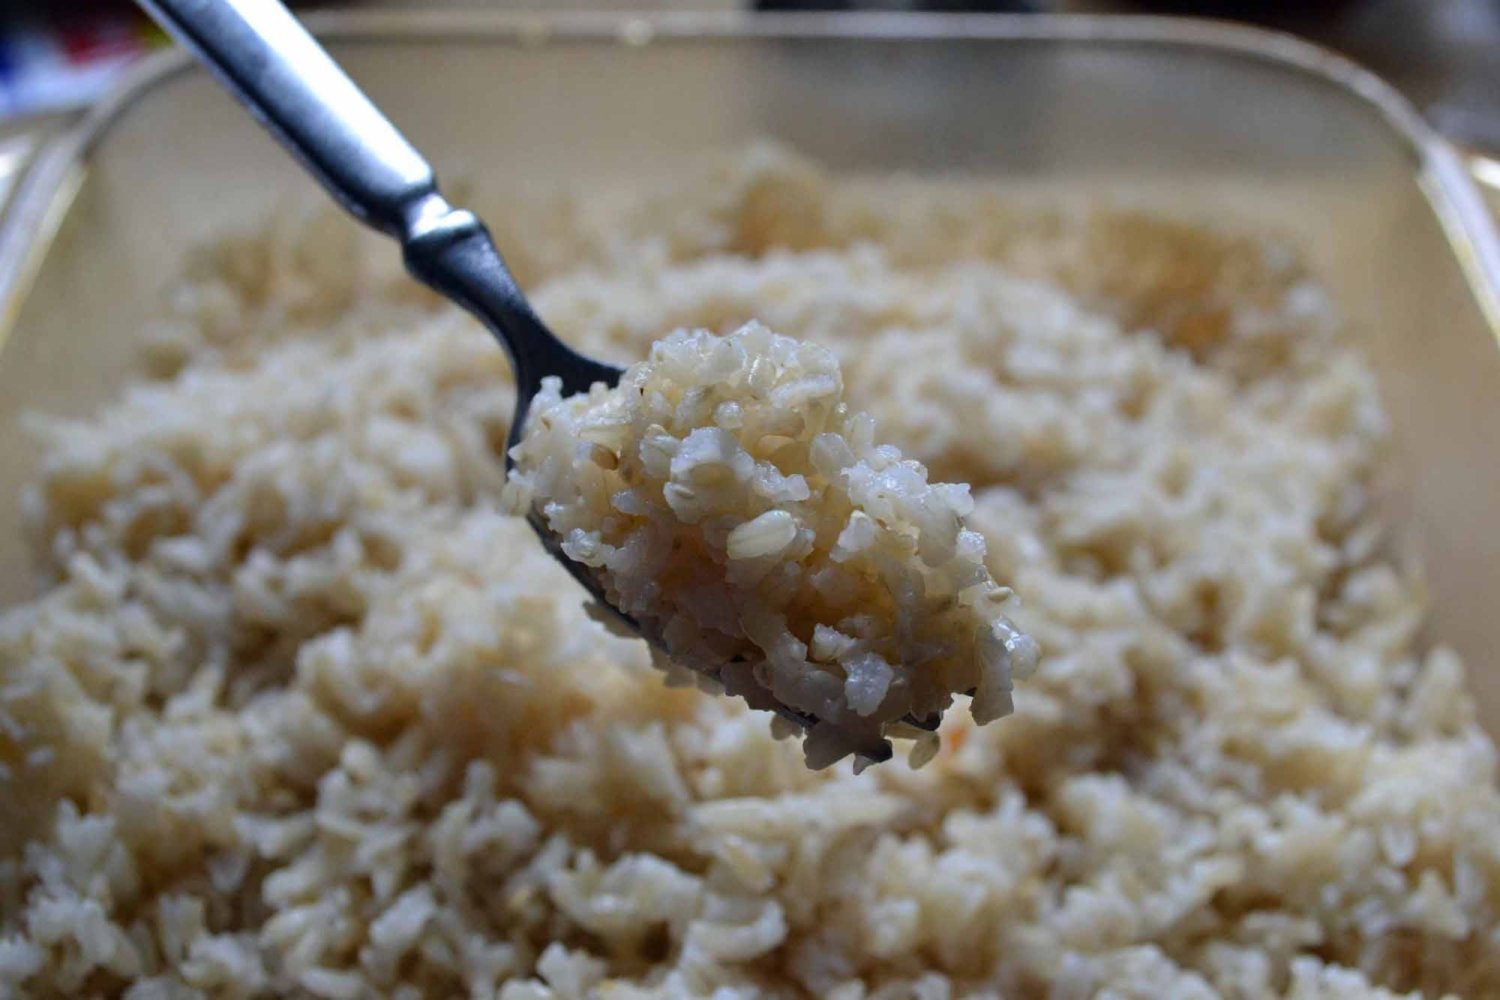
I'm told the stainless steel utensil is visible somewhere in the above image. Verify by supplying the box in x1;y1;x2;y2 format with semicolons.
133;0;919;762
137;0;635;627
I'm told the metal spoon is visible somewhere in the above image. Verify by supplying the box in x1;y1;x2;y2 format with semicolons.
139;2;630;573
137;0;928;765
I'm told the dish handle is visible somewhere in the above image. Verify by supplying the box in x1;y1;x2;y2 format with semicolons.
1464;147;1500;222
0;113;78;228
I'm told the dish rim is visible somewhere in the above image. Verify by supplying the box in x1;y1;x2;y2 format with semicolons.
0;10;1496;351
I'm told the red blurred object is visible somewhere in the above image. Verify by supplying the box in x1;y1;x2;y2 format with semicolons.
57;20;142;63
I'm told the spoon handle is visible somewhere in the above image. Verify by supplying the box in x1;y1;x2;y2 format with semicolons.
136;0;618;399
140;0;433;237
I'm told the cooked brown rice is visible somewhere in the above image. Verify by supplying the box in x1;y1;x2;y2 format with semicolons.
3;146;1499;999
504;321;1037;768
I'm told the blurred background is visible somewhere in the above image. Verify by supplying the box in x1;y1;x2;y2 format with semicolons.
0;0;1495;152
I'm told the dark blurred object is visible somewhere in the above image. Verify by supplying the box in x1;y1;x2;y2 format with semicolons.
0;0;328;25
1100;0;1362;16
1086;0;1500;152
758;1;1039;8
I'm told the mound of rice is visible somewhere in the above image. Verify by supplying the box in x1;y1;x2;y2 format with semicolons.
3;146;1500;999
505;321;1037;768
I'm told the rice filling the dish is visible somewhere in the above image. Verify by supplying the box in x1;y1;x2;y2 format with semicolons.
2;147;1498;998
